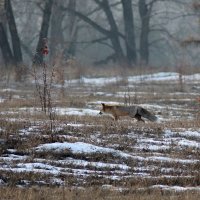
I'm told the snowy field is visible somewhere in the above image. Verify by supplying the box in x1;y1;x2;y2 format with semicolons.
0;72;200;195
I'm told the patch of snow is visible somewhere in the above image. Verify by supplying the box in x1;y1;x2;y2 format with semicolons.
50;178;65;186
0;154;28;161
0;179;6;186
164;129;200;149
57;157;130;170
149;185;200;192
58;72;200;87
81;76;122;86
178;139;200;149
135;144;170;151
67;123;85;127
128;72;179;83
56;108;99;116
0;98;5;103
34;142;133;159
102;184;128;192
19;126;40;136
146;156;199;164
7;149;17;153
0;163;62;175
2;88;20;92
179;130;200;138
164;129;175;137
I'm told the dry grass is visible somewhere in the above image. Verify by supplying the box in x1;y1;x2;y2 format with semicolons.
0;66;200;198
0;187;199;200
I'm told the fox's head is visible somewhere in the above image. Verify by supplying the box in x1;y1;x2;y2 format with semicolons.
99;103;106;115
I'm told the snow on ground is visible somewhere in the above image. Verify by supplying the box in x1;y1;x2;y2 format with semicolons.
34;139;200;165
63;72;200;86
0;104;189;123
0;97;5;103
56;158;130;170
146;185;200;192
178;130;200;138
1;135;198;185
56;108;99;116
17;107;100;116
0;154;28;161
0;72;200;191
128;72;179;82
0;163;62;175
134;130;200;151
34;142;133;159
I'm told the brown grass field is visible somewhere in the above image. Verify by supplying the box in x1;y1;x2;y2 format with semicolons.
0;187;200;200
0;67;200;199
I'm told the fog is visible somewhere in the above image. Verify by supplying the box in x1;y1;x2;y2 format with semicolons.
0;0;200;68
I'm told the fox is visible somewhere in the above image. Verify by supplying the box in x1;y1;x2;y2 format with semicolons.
99;103;157;122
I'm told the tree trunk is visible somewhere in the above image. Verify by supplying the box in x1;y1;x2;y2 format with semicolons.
65;0;77;58
64;1;125;65
139;0;150;65
0;22;14;66
49;0;64;62
5;0;23;65
121;0;137;65
95;0;125;65
34;0;53;65
0;0;5;18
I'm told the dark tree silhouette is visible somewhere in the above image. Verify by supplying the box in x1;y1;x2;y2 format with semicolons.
5;0;23;64
0;23;14;65
0;0;22;66
121;0;137;65
65;0;78;58
49;0;65;61
64;0;138;66
139;0;153;65
34;0;53;64
94;0;126;65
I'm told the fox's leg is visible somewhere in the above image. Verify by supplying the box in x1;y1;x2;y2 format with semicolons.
111;114;119;121
114;115;119;121
135;114;145;123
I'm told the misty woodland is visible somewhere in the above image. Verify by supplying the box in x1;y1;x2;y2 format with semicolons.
0;0;200;200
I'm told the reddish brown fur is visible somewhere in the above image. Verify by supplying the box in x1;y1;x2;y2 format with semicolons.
99;103;157;122
99;104;128;120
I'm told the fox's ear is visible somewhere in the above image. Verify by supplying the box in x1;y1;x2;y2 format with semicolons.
101;103;105;107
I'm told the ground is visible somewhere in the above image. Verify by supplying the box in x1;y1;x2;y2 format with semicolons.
0;71;200;199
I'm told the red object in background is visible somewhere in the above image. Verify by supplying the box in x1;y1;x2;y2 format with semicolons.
41;46;49;55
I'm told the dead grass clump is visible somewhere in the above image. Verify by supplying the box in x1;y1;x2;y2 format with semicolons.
163;120;200;130
34;146;122;164
67;96;87;108
0;120;26;139
1;98;35;108
0;170;51;187
0;186;198;200
127;176;198;189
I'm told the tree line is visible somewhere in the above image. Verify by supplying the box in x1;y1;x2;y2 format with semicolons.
0;0;198;69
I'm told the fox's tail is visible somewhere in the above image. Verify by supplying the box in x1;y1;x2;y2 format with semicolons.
138;107;157;122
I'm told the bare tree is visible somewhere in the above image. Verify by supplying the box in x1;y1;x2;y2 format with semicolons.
139;0;151;65
5;0;196;68
49;0;65;61
63;0;138;66
34;0;53;64
94;0;126;65
0;23;14;66
182;1;200;46
55;0;79;61
5;0;23;64
64;0;78;58
121;0;137;65
0;0;22;66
